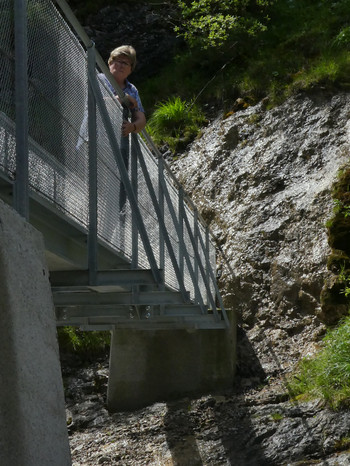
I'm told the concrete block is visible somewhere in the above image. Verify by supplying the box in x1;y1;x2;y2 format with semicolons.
0;200;71;466
107;312;237;411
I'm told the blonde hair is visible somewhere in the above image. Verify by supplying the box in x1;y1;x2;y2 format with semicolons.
108;45;137;71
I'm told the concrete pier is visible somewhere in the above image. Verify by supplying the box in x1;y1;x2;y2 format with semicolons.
107;315;237;412
0;200;71;466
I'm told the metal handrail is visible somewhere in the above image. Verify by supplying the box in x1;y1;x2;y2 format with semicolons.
87;46;163;287
14;0;29;219
54;0;216;239
3;0;229;324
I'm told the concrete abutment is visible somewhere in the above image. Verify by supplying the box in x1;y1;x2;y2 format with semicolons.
107;314;237;412
0;200;71;466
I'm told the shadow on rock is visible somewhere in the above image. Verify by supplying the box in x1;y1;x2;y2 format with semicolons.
236;325;267;386
164;399;203;466
162;327;272;466
210;327;272;465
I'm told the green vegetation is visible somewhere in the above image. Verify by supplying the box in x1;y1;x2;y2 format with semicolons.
332;165;350;303
334;436;350;450
339;267;350;298
137;0;350;152
69;0;350;152
320;166;350;320
288;314;350;410
141;0;350;112
146;96;206;151
291;166;350;409
175;0;275;49
270;412;284;422
57;327;110;357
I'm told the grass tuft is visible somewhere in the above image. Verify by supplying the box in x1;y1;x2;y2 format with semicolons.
288;314;350;410
146;96;207;152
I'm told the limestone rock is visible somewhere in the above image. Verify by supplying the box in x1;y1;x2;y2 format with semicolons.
172;92;350;375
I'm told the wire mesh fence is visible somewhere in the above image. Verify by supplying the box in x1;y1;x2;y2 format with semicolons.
0;0;221;311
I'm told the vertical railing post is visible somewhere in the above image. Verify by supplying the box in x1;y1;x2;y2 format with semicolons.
120;106;130;199
194;208;200;303
178;187;184;278
131;139;188;298
131;135;138;268
14;0;29;220
158;157;165;291
89;76;163;285
87;44;98;284
205;226;211;307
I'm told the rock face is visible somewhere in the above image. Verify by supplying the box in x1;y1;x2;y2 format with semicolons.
173;91;350;376
60;84;350;463
63;356;350;465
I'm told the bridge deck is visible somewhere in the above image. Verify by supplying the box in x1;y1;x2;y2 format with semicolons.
0;0;229;330
0;168;227;329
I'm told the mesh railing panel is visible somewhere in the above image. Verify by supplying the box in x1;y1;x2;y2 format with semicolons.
26;1;89;224
0;3;15;122
0;0;219;309
94;78;127;252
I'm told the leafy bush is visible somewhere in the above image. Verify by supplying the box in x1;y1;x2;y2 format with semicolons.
143;0;350;114
333;26;350;48
146;96;207;152
288;314;350;409
338;267;350;298
175;0;275;49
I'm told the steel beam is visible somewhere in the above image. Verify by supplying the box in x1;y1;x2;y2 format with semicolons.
53;290;191;306
56;314;226;330
55;303;205;318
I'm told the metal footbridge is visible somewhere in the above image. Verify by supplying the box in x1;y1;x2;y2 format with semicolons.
0;0;229;331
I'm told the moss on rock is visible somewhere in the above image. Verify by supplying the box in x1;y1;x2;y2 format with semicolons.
321;165;350;324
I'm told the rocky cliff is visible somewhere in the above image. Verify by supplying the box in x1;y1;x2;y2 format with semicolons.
64;90;350;466
173;91;350;379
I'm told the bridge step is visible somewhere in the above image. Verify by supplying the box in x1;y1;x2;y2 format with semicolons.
51;269;226;330
56;314;226;330
55;303;209;322
55;303;205;317
50;269;161;292
52;290;193;306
